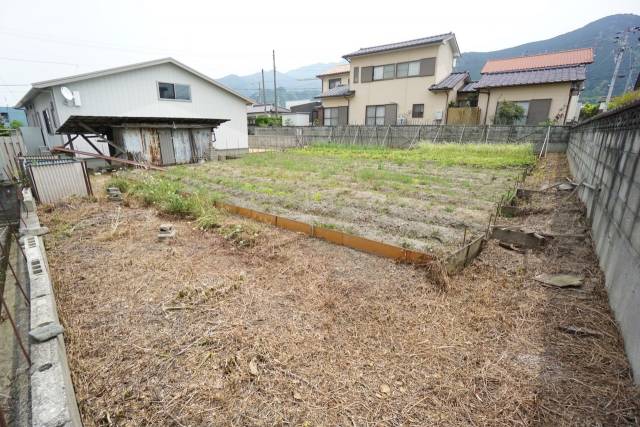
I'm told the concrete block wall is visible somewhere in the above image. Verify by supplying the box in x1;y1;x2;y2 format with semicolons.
567;101;640;382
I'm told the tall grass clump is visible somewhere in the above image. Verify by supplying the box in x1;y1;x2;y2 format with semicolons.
294;142;535;169
107;174;223;229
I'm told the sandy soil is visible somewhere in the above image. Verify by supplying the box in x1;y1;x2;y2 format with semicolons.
39;153;640;426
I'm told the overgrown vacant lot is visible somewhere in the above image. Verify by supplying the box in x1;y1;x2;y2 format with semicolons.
117;143;534;255
41;156;640;425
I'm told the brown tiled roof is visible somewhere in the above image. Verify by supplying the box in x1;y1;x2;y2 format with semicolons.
481;48;593;73
475;65;586;89
343;33;456;59
315;85;354;98
316;64;350;77
429;72;469;91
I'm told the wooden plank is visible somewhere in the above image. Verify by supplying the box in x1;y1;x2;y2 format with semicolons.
50;146;166;171
343;234;406;260
445;236;484;274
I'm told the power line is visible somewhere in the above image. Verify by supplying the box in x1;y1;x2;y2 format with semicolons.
0;56;79;66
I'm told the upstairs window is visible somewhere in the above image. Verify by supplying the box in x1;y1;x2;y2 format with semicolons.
373;64;395;81
328;78;342;89
158;82;191;101
396;61;420;78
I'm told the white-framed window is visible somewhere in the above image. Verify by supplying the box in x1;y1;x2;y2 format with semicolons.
366;105;385;126
396;61;420;78
158;82;191;101
373;64;395;81
324;107;339;126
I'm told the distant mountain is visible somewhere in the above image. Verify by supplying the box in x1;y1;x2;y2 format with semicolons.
217;62;343;106
218;14;640;107
456;14;640;103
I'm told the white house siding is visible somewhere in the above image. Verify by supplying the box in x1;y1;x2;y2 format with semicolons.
50;62;248;151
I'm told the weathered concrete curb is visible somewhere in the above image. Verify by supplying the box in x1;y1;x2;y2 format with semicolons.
20;188;82;426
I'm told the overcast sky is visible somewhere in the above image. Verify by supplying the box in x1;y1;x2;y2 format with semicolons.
1;0;638;105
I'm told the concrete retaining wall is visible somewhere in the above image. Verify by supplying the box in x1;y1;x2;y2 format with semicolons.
21;188;82;426
567;101;640;382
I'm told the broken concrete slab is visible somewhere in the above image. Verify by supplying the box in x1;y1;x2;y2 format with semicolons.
534;273;583;288
490;227;548;249
30;323;65;343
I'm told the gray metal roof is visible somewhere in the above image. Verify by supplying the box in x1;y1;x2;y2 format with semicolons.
475;65;586;89
429;72;469;91
247;104;291;114
57;115;228;134
343;33;456;59
315;85;354;98
459;81;479;93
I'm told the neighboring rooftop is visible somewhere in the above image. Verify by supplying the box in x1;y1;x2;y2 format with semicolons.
343;33;459;59
475;65;587;89
459;81;479;93
247;104;291;114
315;85;354;98
481;48;594;74
316;64;350;77
429;72;469;91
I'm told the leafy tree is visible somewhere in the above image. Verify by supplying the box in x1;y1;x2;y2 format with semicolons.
254;115;282;127
495;101;525;125
579;103;600;120
10;119;23;129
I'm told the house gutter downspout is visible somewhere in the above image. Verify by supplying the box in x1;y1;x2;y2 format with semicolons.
483;90;491;125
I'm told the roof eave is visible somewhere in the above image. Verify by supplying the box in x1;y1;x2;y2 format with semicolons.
20;57;255;105
342;35;453;60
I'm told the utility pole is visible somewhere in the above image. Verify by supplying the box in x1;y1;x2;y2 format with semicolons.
272;50;278;117
261;68;267;112
605;26;640;107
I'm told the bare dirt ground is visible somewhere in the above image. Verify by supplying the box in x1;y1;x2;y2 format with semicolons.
41;154;639;426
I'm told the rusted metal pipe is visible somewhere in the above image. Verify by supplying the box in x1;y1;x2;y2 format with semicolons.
0;239;28;305
0;294;31;366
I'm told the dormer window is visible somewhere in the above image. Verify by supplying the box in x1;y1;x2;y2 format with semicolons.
158;82;191;101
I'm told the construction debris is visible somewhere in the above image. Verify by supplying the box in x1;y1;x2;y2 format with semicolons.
157;224;176;241
29;322;65;342
534;273;583;288
106;187;123;202
491;227;548;249
498;241;525;253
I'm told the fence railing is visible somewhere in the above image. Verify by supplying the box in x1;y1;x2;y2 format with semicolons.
248;124;570;151
0;130;27;181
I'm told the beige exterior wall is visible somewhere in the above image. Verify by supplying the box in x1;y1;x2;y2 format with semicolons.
346;41;455;125
479;82;573;125
321;97;349;108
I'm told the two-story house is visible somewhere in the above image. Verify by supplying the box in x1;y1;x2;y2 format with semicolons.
317;33;462;126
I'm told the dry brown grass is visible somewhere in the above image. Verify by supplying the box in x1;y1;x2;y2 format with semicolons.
40;158;640;426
